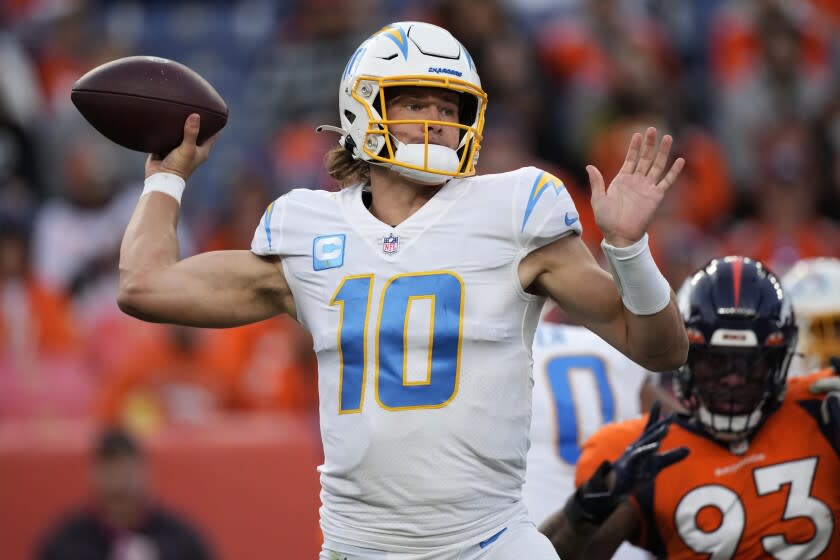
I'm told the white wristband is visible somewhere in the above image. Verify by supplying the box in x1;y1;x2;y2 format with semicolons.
141;172;186;205
601;233;671;316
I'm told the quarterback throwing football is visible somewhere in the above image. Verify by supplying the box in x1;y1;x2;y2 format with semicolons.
118;22;687;559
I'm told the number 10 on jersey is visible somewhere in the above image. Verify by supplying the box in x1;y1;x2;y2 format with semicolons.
330;271;464;413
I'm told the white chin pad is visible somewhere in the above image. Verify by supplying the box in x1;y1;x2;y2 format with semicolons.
391;143;460;185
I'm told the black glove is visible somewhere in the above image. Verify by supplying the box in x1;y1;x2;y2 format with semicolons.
810;357;840;445
564;401;689;525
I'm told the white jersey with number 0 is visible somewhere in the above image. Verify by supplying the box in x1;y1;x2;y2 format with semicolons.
524;323;654;560
252;167;580;551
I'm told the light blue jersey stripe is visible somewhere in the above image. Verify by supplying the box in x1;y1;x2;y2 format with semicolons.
263;201;276;250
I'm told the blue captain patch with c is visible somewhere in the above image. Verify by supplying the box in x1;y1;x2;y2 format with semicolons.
313;234;346;271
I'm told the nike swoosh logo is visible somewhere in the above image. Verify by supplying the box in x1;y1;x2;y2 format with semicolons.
479;528;508;549
565;212;579;226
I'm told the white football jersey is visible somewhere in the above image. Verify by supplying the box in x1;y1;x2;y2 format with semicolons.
252;167;581;551
524;323;654;560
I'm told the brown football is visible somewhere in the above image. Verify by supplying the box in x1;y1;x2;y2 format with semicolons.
71;56;228;154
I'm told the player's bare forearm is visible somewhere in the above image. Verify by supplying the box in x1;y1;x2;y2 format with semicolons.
119;192;293;327
120;191;181;277
569;284;686;372
539;506;598;559
522;235;687;371
540;500;637;559
622;293;687;372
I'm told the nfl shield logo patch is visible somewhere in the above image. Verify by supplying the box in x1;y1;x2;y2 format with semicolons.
382;233;399;254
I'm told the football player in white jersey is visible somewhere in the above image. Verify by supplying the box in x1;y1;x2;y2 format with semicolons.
118;22;687;559
781;257;840;377
525;307;656;560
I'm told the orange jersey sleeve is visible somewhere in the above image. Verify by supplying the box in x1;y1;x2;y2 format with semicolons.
786;368;835;400
575;417;647;487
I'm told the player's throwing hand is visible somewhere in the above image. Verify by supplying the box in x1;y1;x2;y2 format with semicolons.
145;114;220;181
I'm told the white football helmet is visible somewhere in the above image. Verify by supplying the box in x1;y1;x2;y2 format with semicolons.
327;22;487;185
781;257;840;374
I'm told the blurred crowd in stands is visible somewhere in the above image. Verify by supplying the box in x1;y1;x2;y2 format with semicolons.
1;0;839;429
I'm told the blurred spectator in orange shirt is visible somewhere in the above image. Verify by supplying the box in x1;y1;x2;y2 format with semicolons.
0;212;93;419
587;111;728;288
199;167;275;253
33;122;150;315
96;319;317;434
722;119;840;276
207;317;318;412
589;115;732;233
711;1;832;189
200;169;318;411
270;121;337;192
28;1;127;113
536;0;677;167
710;1;832;87
435;0;551;158
96;325;236;435
32;117;191;384
99;168;318;431
807;0;840;28
0;214;75;353
582;49;732;284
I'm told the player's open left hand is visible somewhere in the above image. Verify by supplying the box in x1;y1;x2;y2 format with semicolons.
145;113;220;181
588;127;685;247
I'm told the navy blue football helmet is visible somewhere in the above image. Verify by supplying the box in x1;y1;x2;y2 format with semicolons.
674;256;798;441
